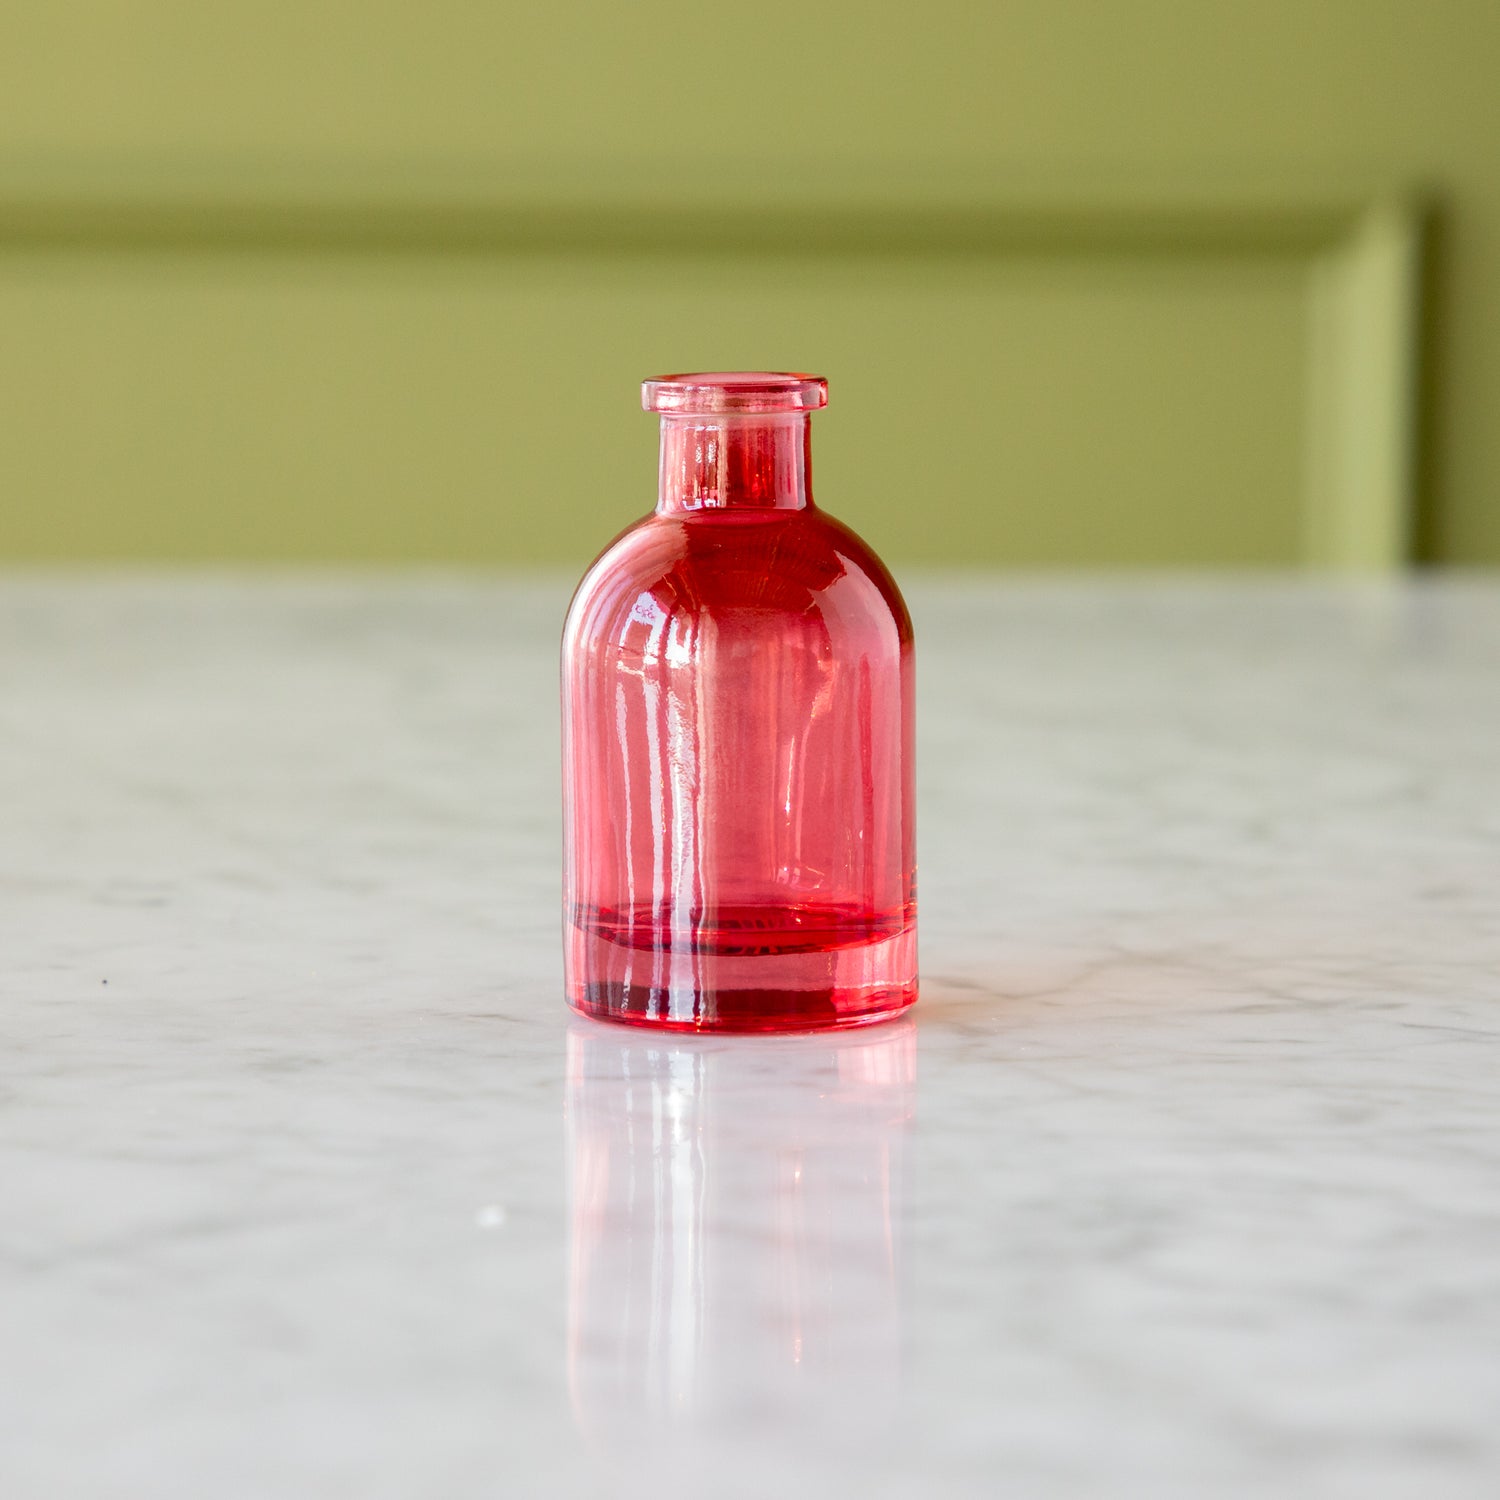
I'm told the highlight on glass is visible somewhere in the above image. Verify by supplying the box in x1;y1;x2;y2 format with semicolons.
561;372;916;1031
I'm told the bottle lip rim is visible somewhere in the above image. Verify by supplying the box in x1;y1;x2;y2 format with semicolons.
642;372;828;414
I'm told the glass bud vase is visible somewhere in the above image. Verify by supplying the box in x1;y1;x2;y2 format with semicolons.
561;372;916;1031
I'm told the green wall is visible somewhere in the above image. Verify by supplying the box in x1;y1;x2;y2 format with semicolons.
1;2;1496;566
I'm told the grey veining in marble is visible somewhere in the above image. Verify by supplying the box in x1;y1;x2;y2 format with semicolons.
1;574;1498;1498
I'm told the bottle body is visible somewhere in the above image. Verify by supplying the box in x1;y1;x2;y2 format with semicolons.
561;374;915;1031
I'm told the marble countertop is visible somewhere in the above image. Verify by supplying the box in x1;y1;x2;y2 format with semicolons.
2;573;1498;1498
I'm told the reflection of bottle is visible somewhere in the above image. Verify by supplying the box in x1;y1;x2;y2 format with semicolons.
561;372;916;1031
565;1018;916;1448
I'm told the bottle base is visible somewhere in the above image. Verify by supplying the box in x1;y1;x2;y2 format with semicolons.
565;907;917;1033
568;980;916;1034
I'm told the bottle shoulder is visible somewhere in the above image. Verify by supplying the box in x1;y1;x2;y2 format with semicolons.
563;508;911;648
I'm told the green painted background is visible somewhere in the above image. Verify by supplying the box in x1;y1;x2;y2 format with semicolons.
1;2;1496;567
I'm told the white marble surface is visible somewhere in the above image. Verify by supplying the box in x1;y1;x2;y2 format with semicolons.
2;573;1498;1498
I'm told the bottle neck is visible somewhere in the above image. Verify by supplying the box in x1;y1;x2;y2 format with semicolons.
656;413;813;514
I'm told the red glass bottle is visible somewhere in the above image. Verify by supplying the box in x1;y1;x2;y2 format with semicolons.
562;372;915;1031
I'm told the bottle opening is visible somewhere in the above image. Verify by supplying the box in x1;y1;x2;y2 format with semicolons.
643;372;828;415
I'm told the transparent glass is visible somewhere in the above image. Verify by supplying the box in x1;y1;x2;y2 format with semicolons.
562;372;916;1031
